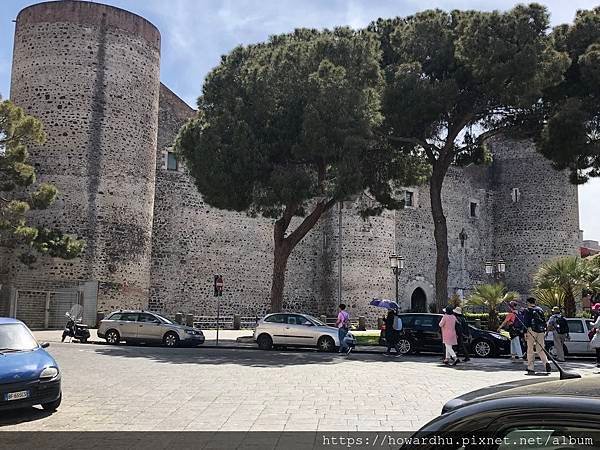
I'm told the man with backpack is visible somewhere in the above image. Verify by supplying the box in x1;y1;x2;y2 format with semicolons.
523;297;551;374
547;306;570;362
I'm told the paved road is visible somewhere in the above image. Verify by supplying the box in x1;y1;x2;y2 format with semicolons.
0;342;597;432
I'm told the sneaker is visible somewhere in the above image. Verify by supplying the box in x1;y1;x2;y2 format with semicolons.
443;359;449;365
526;369;535;375
346;347;352;355
451;358;459;366
545;363;552;373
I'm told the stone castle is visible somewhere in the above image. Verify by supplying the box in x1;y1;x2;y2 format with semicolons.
0;1;581;328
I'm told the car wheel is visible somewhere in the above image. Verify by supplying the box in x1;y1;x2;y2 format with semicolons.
317;336;335;352
105;329;120;345
163;332;179;348
397;337;413;355
472;339;493;358
257;334;273;350
41;393;61;412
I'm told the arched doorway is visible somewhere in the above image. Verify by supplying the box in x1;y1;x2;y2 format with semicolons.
411;288;427;312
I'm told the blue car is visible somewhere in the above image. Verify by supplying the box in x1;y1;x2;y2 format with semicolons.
0;318;62;412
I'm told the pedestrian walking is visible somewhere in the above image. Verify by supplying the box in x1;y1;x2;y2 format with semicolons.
384;309;402;356
453;307;470;362
439;306;459;366
546;306;570;362
523;297;551;374
590;314;600;368
498;301;524;362
335;304;351;355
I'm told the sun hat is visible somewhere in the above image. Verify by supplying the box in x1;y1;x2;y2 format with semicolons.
453;307;462;315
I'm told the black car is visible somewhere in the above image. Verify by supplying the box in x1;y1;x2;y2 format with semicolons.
404;376;600;449
379;313;511;357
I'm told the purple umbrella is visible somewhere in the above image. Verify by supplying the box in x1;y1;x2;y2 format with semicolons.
369;298;399;310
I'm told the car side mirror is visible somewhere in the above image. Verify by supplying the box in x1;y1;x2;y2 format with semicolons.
41;342;50;348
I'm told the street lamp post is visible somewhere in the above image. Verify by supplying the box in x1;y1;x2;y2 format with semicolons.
389;254;405;304
484;259;506;283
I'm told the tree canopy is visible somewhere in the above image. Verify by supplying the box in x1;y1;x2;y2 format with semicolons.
0;97;84;265
535;7;600;183
176;28;427;311
369;4;570;306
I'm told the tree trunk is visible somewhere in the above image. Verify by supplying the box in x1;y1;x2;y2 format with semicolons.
270;240;291;313
268;199;336;312
430;168;449;310
564;289;576;318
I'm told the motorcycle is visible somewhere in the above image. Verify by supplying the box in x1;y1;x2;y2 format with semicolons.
61;311;90;343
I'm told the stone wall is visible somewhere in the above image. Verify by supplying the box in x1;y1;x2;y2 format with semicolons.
150;85;331;317
490;138;581;294
7;1;161;312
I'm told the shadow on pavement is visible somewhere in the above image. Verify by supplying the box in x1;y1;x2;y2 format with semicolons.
0;407;53;427
90;344;596;374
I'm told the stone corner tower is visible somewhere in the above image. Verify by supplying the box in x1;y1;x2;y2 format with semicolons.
489;137;581;294
8;0;161;315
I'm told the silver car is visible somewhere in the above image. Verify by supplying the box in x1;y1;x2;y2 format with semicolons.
253;313;356;352
97;310;205;347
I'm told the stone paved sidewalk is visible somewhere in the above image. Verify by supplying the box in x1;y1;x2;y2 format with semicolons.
1;342;597;432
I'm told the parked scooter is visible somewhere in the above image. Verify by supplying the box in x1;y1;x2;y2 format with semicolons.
61;312;90;343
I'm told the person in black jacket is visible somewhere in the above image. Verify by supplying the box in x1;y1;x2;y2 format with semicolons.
384;309;401;356
453;307;471;362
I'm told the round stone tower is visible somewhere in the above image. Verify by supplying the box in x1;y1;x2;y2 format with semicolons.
489;137;581;295
9;1;161;311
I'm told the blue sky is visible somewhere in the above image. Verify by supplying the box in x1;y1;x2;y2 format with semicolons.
0;0;598;241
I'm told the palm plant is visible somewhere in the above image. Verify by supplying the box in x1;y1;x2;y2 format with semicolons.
532;284;567;310
466;283;519;331
534;256;591;317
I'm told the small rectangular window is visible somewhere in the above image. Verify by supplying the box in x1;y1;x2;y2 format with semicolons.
405;190;414;207
511;187;521;203
167;152;178;171
470;202;478;218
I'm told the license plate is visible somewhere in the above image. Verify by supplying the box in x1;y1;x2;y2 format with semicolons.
4;390;30;401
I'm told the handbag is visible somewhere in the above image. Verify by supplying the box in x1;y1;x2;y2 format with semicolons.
393;315;403;331
589;329;596;341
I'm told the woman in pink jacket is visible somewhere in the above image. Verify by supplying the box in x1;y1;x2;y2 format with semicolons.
439;306;459;366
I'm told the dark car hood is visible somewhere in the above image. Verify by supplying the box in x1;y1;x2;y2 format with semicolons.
443;376;600;413
0;347;57;384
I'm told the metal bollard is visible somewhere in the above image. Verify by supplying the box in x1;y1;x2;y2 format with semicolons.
175;312;183;325
233;314;241;330
358;316;366;331
185;314;194;327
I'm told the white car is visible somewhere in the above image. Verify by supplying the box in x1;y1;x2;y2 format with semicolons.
545;317;595;356
97;310;205;347
254;313;356;352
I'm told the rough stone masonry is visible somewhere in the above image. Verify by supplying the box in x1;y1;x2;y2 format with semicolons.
0;1;580;328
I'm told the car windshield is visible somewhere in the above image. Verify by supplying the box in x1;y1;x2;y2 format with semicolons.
0;323;39;352
152;313;173;324
305;315;325;326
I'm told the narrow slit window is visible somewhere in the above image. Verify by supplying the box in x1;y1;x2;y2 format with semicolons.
405;190;414;207
167;152;178;171
511;188;521;203
470;202;478;218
